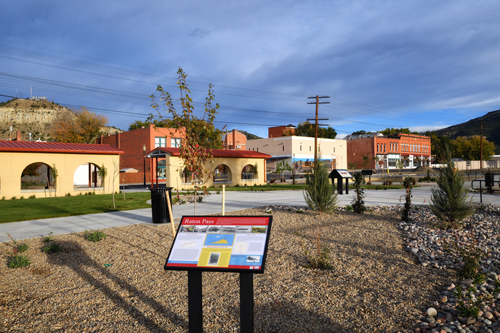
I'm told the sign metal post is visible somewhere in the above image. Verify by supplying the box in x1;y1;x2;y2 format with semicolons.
165;215;273;333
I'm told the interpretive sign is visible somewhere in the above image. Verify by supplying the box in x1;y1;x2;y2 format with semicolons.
165;215;273;274
336;169;352;178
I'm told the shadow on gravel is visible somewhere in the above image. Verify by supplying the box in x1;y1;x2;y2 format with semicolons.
104;225;173;260
47;240;186;332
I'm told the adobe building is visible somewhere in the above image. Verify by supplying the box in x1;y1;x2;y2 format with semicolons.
346;133;431;170
222;129;247;150
96;124;184;184
145;147;270;189
246;136;347;171
268;124;296;138
0;140;123;199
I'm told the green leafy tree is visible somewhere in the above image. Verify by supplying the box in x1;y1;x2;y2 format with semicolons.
351;173;366;214
426;131;452;163
294;121;337;139
303;161;338;212
151;68;221;213
351;130;369;135
430;160;472;229
380;128;418;136
452;135;495;161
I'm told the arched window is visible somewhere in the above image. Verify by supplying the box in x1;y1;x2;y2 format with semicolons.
21;163;55;191
213;164;232;184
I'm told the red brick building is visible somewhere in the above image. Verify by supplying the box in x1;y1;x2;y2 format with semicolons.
222;129;247;150
96;124;184;184
268;124;296;138
346;133;431;170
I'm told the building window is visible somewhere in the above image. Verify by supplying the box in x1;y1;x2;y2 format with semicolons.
333;147;335;153
384;144;386;152
283;146;284;151
155;137;166;148
309;146;311;151
171;138;181;147
257;147;258;152
377;143;379;152
300;146;302;151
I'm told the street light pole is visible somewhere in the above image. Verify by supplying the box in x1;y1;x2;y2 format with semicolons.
143;144;147;188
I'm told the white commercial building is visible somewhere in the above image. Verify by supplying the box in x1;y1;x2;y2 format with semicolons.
246;136;348;172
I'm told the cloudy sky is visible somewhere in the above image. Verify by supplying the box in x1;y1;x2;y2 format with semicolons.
1;0;499;138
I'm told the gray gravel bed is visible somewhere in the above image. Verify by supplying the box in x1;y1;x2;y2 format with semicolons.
1;207;452;332
398;205;500;333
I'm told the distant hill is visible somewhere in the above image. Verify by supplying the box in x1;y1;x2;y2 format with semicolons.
238;130;262;140
0;98;122;141
435;109;500;154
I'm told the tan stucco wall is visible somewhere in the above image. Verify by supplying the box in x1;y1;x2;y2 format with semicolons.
246;136;348;169
161;156;267;190
0;152;120;199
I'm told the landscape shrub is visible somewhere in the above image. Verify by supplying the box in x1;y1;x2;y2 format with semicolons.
296;230;333;270
303;161;338;213
84;230;107;242
430;160;472;229
401;176;414;222
8;254;31;269
351;173;366;214
42;243;61;254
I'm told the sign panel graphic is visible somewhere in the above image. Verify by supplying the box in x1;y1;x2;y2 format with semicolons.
165;216;273;273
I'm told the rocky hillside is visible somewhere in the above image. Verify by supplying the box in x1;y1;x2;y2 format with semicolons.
0;98;122;141
435;109;500;154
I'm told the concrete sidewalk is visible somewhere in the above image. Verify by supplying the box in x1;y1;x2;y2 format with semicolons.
1;186;499;242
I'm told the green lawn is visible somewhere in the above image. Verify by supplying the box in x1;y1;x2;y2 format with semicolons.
0;192;152;224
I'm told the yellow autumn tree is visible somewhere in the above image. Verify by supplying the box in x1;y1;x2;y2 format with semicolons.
51;107;108;143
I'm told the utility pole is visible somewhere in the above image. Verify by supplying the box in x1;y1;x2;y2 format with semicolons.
480;119;483;174
307;95;330;165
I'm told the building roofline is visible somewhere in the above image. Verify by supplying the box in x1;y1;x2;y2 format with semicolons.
0;140;124;154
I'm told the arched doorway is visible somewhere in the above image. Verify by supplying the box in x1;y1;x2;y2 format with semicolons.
73;163;103;189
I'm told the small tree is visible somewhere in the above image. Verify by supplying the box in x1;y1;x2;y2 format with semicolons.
351;173;366;214
151;68;221;214
111;160;120;208
50;164;58;197
401;176;414;222
362;154;370;169
97;164;107;193
430;160;472;229
348;162;356;174
303;160;338;212
275;161;292;183
396;159;404;174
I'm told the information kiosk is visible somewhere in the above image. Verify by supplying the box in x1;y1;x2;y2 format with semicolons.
165;215;273;333
329;169;352;195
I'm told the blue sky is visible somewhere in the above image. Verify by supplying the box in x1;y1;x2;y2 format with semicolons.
1;0;499;138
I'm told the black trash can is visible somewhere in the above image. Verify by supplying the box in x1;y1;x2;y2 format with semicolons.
150;187;173;223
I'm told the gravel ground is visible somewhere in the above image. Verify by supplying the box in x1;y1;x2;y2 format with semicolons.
0;207;452;333
398;205;500;333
